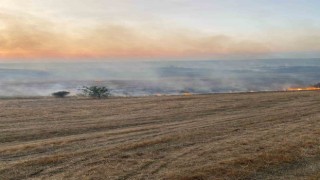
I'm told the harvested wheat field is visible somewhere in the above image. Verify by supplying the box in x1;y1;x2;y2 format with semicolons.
0;91;320;180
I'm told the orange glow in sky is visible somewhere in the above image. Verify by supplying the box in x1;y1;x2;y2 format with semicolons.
1;0;320;60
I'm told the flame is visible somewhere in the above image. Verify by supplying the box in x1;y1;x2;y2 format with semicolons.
287;87;320;91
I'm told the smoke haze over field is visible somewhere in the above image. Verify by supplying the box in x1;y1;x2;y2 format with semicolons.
1;59;320;97
1;0;320;59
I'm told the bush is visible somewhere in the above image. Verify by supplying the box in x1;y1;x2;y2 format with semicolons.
81;86;110;99
52;91;70;98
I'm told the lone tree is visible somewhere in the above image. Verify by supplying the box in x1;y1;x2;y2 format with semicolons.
52;91;70;98
81;86;110;99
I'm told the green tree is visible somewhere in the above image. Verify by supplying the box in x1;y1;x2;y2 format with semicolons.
81;86;110;99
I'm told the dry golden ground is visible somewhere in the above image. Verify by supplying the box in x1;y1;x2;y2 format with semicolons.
0;91;320;180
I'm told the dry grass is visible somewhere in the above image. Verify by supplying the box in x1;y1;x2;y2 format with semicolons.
0;91;320;179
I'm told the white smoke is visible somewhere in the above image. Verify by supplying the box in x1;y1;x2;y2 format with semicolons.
0;59;320;97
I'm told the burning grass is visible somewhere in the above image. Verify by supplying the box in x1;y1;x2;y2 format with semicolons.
287;87;320;91
0;91;320;179
287;83;320;91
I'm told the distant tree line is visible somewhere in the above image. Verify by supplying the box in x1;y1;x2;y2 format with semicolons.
52;86;111;99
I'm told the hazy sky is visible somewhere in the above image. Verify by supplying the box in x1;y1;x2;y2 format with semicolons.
1;0;320;61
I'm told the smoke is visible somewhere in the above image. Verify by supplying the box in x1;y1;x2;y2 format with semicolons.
1;11;315;60
1;59;320;97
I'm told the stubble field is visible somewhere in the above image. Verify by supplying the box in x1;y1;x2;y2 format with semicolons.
0;91;320;179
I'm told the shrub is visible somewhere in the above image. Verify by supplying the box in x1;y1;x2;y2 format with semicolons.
81;86;110;99
52;91;70;98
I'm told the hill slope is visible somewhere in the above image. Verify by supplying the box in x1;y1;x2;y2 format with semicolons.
0;91;320;179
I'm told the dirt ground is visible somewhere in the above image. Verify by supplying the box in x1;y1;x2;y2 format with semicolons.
0;91;320;179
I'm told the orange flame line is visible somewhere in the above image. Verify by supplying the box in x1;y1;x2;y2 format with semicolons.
287;87;320;91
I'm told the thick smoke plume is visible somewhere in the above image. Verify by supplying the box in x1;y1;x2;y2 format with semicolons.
1;59;320;97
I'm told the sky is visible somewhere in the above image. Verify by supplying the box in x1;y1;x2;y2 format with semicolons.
0;0;320;61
